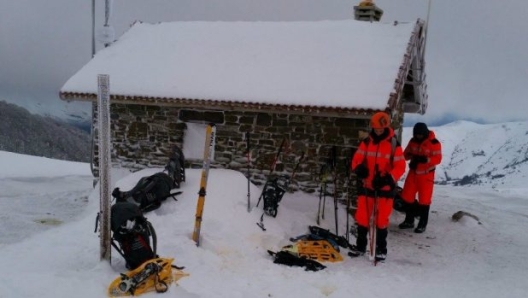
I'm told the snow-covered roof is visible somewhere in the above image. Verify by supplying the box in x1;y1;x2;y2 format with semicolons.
60;20;418;112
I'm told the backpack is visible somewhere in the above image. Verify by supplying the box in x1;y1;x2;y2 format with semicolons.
165;145;185;189
112;172;176;212
110;202;157;270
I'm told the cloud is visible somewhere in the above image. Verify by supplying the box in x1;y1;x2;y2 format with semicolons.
402;0;528;124
1;0;527;124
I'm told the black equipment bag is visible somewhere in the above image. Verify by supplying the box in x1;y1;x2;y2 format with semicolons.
110;202;157;270
112;172;174;212
267;250;326;272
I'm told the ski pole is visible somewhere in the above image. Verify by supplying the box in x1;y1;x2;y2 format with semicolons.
371;192;379;266
269;138;286;177
321;184;326;220
344;156;351;242
316;184;323;225
321;180;328;219
316;163;325;225
246;131;251;212
369;165;380;265
334;188;339;236
290;151;305;181
330;146;339;235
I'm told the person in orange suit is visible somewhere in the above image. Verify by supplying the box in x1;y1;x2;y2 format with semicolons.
399;122;442;233
349;112;406;261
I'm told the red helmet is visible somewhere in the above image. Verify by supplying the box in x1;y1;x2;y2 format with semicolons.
370;112;391;129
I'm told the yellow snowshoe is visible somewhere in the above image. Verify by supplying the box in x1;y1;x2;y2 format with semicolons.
108;257;188;297
282;240;343;262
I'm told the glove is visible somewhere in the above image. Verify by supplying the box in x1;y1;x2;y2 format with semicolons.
372;173;395;190
409;155;427;170
354;164;369;179
414;155;428;163
409;159;418;170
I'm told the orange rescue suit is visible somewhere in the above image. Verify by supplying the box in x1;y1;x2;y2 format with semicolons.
351;128;406;228
401;131;442;206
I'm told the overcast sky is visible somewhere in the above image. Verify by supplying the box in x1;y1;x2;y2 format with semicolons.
1;0;527;125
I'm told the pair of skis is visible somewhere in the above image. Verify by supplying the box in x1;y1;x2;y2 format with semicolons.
316;165;330;226
192;124;217;246
192;127;253;245
343;149;358;244
315;146;339;235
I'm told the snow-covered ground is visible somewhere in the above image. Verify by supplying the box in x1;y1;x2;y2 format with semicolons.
0;151;93;249
1;122;527;297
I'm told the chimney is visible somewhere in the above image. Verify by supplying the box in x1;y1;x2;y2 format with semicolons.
354;0;383;22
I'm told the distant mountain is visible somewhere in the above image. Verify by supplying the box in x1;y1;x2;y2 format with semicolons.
402;120;528;189
0;101;91;162
3;98;525;186
1;97;92;132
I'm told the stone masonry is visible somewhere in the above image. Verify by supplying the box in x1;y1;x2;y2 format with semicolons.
92;103;403;195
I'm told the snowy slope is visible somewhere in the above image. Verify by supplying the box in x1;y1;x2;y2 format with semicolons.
402;121;528;188
0;122;528;297
2;97;91;128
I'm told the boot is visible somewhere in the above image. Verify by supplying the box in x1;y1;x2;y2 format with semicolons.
375;228;388;262
398;201;417;229
348;225;368;257
414;205;430;233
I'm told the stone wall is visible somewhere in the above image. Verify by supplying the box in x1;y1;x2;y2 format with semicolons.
92;103;404;194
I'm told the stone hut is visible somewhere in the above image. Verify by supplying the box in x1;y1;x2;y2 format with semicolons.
60;19;428;193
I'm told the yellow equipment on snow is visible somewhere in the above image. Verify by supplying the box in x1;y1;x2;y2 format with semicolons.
108;258;188;297
281;239;343;263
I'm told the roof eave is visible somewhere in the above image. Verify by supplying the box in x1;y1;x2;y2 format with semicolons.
391;19;428;115
59;92;388;119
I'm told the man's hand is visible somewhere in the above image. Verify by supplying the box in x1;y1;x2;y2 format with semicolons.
409;155;428;170
414;156;428;163
354;164;369;179
372;173;395;190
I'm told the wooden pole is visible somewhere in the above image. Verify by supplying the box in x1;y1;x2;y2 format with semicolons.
97;74;112;262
